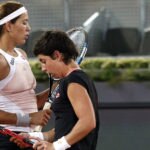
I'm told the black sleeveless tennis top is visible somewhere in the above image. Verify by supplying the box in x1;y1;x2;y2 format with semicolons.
51;69;99;150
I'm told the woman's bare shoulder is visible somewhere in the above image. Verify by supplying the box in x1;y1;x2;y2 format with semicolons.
0;54;9;80
0;54;7;66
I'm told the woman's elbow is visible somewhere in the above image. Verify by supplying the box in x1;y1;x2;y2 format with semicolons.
91;119;96;130
87;117;96;132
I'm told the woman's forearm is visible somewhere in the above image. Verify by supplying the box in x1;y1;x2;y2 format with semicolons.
43;128;55;142
36;88;49;109
0;110;17;125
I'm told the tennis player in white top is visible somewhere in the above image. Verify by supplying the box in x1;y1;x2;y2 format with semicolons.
0;1;51;149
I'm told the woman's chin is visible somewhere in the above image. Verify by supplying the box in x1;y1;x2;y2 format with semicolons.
17;41;26;46
51;75;60;80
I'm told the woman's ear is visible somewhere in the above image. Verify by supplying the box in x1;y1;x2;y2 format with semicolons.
53;50;62;61
4;22;12;32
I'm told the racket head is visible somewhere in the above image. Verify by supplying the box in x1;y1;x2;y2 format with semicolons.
66;26;88;64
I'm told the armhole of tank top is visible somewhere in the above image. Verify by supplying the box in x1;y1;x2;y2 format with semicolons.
0;49;16;90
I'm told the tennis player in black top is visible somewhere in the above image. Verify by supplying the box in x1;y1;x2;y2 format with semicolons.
11;30;100;150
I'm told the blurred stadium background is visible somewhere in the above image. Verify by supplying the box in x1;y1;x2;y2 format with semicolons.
5;0;150;57
1;0;150;150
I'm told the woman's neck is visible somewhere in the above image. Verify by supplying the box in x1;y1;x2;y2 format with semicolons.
64;61;80;77
0;34;15;52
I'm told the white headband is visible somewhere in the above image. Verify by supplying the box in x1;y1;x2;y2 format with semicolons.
0;7;27;25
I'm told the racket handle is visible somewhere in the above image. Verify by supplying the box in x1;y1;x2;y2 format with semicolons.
34;102;51;132
43;102;51;110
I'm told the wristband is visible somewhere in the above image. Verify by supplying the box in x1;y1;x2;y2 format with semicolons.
53;136;71;150
16;113;30;127
28;132;44;140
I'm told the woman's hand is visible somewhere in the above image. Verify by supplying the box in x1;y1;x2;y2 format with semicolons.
10;132;40;149
30;109;51;126
10;133;32;149
33;141;54;150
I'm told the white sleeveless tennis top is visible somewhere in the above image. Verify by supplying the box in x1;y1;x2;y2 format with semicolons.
0;48;37;132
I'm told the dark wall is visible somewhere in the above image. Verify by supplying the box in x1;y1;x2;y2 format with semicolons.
97;108;150;150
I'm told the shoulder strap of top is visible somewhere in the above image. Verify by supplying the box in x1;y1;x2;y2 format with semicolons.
14;48;22;57
0;49;14;63
14;48;29;63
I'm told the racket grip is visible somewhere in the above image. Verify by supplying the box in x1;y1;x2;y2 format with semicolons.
34;102;51;132
43;102;51;110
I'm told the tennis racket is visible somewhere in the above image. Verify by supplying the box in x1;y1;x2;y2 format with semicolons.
0;126;34;147
34;27;88;132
